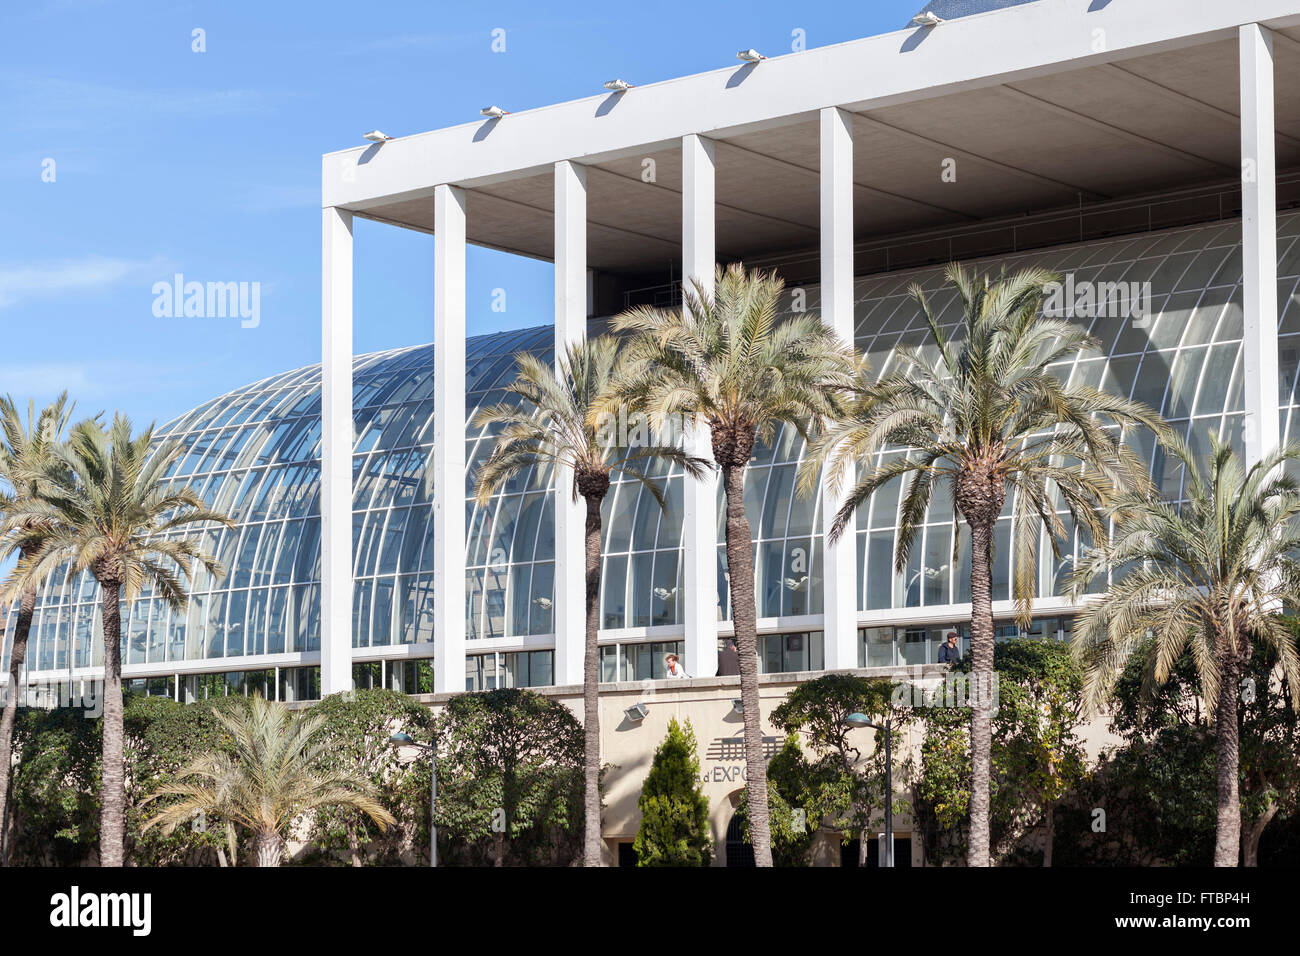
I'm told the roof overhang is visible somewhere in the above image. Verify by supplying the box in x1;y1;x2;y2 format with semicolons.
321;0;1300;273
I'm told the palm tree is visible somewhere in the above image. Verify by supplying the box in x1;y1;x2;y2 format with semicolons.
143;694;395;866
808;263;1166;866
1070;433;1300;866
0;393;75;859
614;264;856;866
473;335;707;867
0;414;232;866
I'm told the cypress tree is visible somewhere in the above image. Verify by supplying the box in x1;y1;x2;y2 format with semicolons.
633;717;712;866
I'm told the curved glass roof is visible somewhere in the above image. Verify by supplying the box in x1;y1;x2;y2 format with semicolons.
10;211;1300;679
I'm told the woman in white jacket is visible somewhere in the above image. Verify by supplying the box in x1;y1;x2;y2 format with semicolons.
664;653;689;679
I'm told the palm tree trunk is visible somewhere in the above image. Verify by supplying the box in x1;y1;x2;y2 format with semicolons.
99;579;126;867
582;491;605;867
966;517;995;867
348;822;362;867
721;461;773;867
1213;648;1241;867
0;580;36;866
255;830;283;867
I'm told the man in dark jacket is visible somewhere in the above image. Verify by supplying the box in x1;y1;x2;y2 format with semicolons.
937;631;962;664
717;638;740;676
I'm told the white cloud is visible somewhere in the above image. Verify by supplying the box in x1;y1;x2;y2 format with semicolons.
0;254;168;309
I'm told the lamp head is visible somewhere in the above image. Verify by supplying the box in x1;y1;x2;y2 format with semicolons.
625;702;649;722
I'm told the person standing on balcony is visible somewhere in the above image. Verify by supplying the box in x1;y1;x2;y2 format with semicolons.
717;638;740;677
937;631;962;665
665;653;689;679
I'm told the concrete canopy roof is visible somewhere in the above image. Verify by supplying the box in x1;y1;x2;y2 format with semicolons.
325;0;1300;275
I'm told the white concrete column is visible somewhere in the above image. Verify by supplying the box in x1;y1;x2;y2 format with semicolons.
819;107;859;670
553;159;588;686
1241;23;1280;466
682;134;719;680
321;206;354;697
433;184;468;693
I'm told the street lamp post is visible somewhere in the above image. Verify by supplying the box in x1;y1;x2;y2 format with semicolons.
843;711;893;867
389;732;436;867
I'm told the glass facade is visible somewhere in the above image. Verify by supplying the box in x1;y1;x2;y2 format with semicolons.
846;212;1300;613
7;212;1300;694
858;616;1072;667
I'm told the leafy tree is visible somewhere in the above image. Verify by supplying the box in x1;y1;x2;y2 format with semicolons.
1;414;232;865
0;392;75;853
431;688;586;866
1049;739;1216;867
633;717;711;867
987;639;1087;865
6;705;99;866
1071;435;1300;865
1064;634;1300;867
142;694;394;866
761;739;819;866
810;264;1165;866
306;689;433;865
474;337;704;866
735;737;826;867
6;693;240;866
1239;619;1300;865
911;705;974;865
764;674;910;865
1042;643;1214;866
125;695;242;866
912;638;1087;865
615;263;856;866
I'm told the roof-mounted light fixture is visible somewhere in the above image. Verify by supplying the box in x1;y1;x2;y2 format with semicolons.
603;78;633;92
910;11;944;26
363;130;391;143
736;48;765;63
480;105;509;119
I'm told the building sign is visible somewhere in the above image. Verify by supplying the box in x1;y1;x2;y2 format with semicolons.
700;735;784;784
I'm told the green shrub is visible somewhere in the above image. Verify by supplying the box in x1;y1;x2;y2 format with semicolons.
633;718;711;867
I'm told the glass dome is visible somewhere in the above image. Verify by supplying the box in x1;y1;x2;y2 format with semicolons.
10;212;1300;687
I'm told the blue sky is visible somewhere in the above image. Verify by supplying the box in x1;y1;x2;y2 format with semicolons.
1;0;925;429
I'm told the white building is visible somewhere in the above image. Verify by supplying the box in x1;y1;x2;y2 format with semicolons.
315;0;1300;696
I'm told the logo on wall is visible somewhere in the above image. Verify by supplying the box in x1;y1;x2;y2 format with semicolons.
700;735;784;784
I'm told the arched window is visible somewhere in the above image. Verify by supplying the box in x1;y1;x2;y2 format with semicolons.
724;813;755;868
